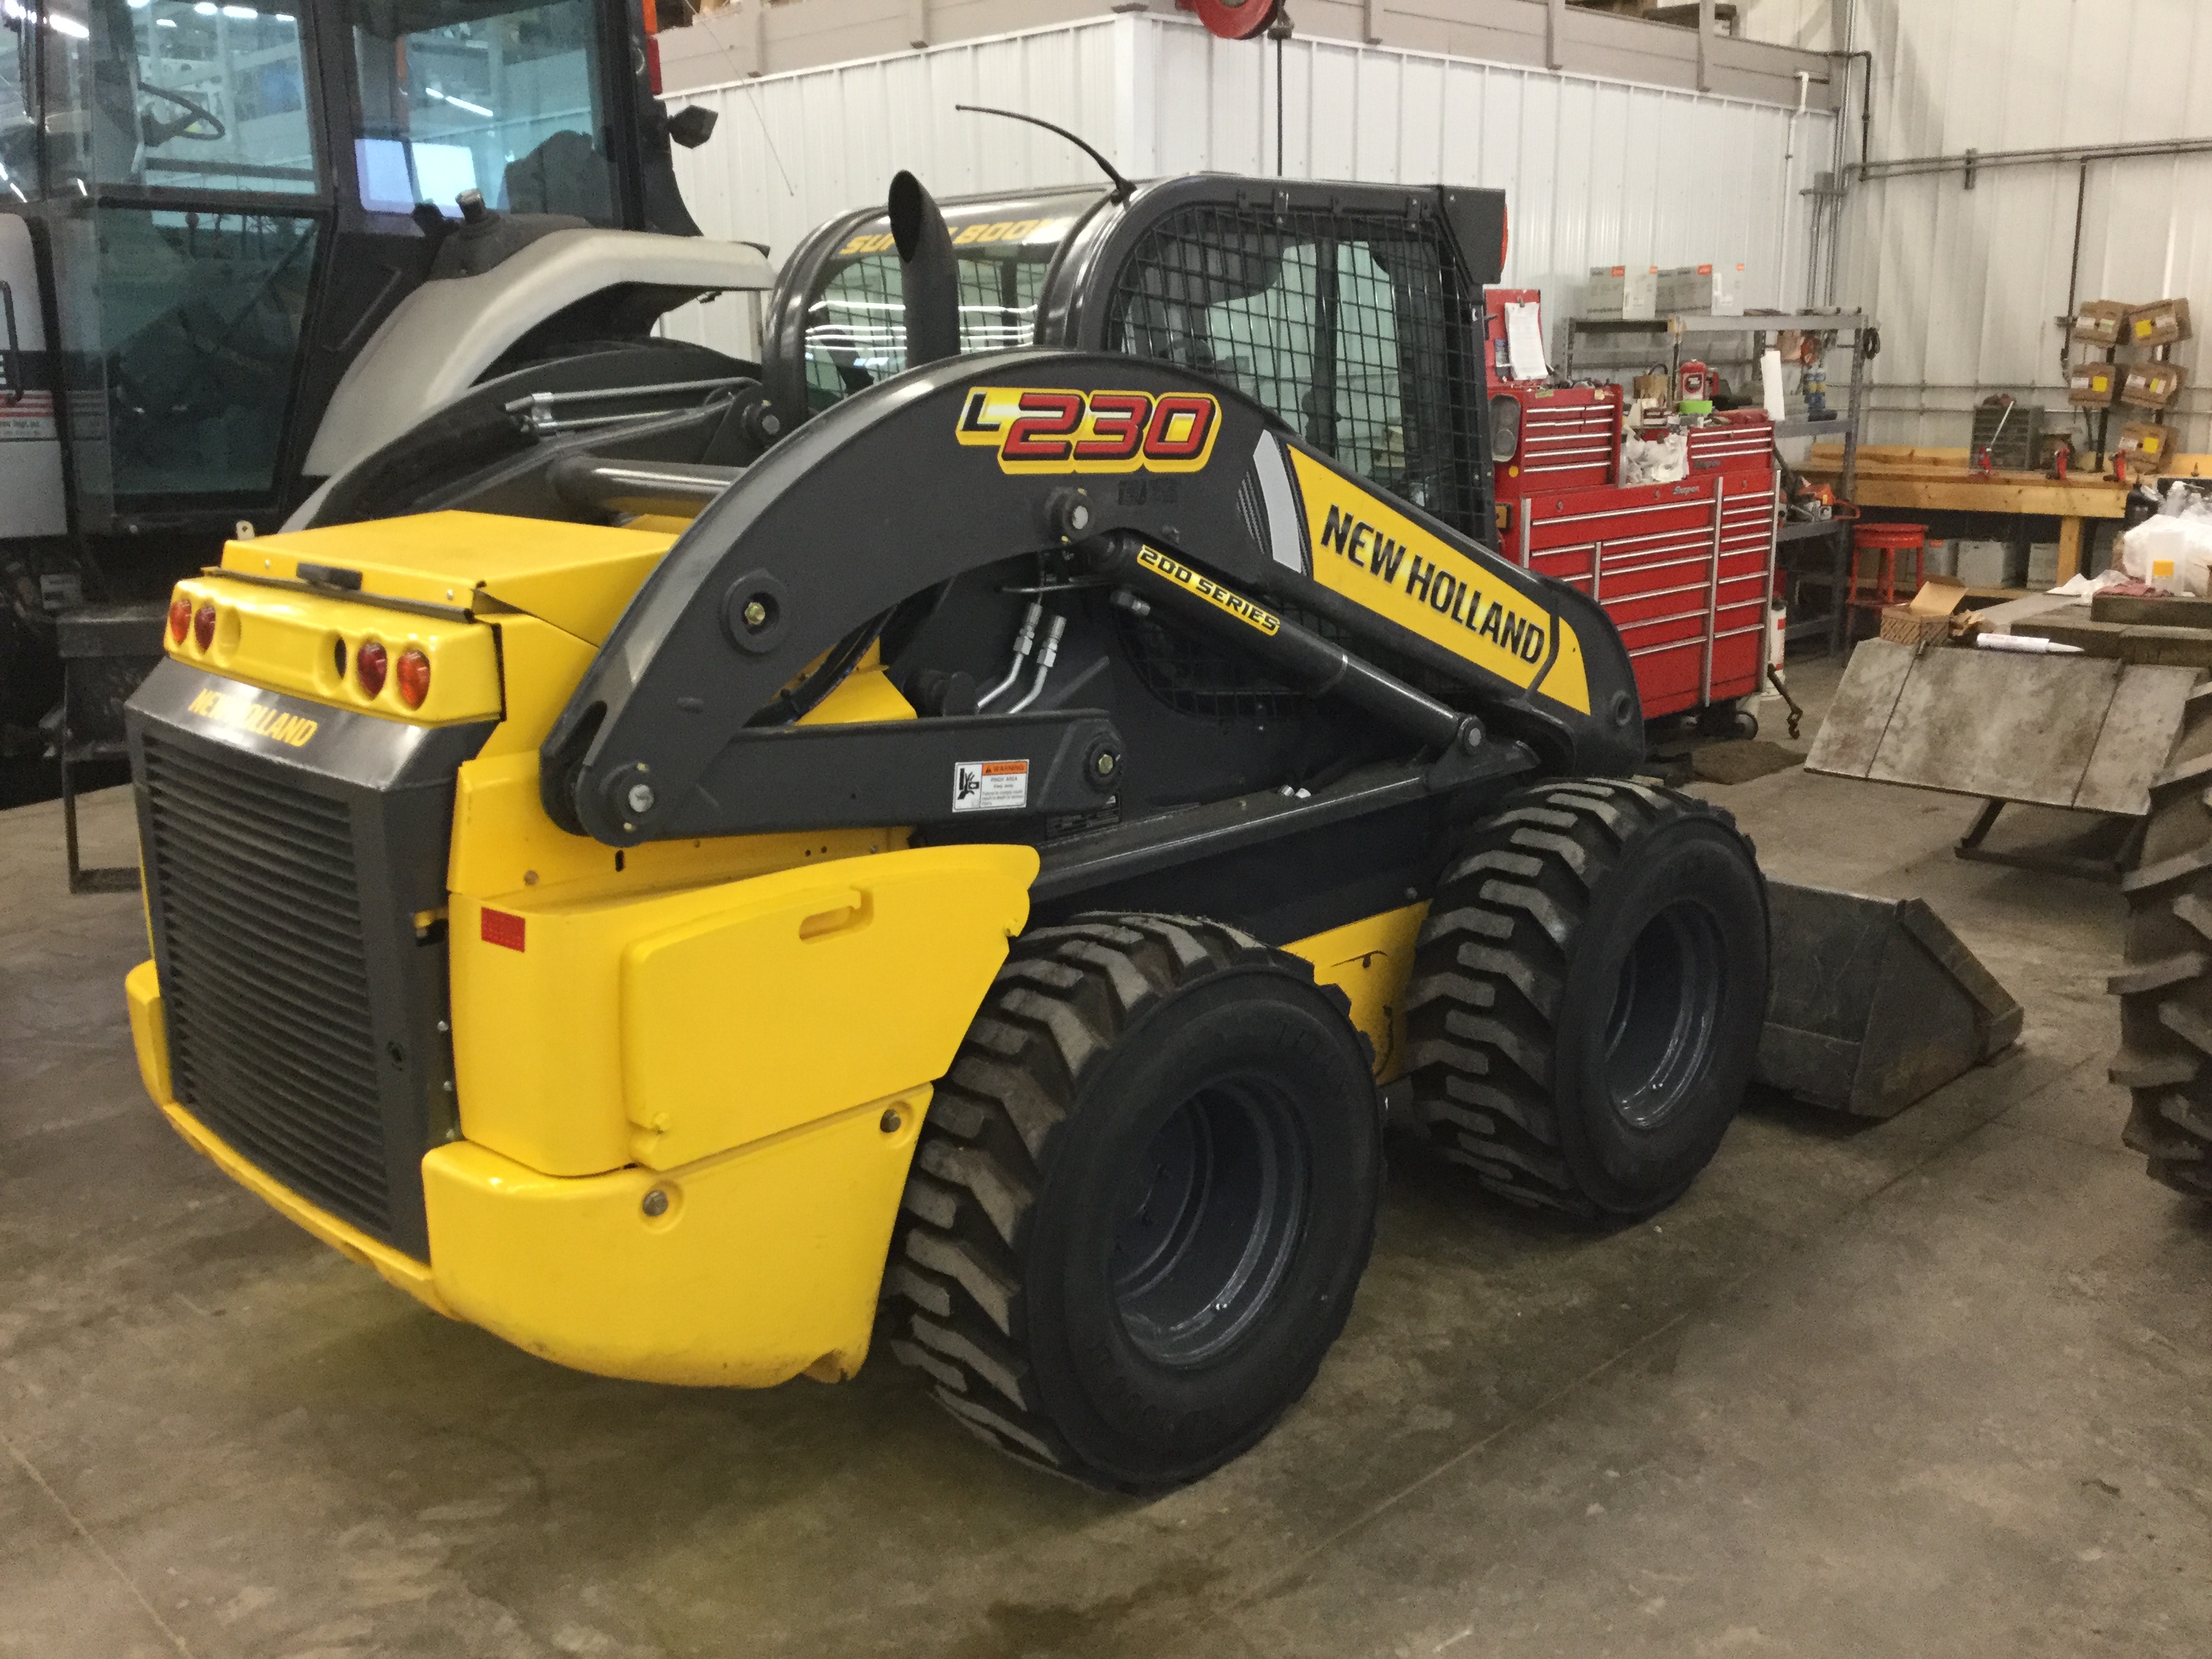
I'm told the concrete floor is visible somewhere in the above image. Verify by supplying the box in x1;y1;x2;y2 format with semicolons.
4;660;2210;1659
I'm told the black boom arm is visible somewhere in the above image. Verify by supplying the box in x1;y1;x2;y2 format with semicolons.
540;348;1641;846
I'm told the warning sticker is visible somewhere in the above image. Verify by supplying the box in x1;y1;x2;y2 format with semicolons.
954;758;1029;813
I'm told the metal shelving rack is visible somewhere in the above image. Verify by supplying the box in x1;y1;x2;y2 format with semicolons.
1560;310;1873;651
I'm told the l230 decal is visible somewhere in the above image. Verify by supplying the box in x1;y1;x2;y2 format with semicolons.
956;387;1221;474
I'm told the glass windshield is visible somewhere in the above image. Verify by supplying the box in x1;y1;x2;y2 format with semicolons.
58;205;320;500
2;8;33;198
800;190;1099;413
350;0;613;221
31;0;319;197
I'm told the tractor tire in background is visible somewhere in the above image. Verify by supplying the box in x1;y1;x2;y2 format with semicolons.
1404;778;1769;1219
884;914;1381;1492
2112;681;2212;1200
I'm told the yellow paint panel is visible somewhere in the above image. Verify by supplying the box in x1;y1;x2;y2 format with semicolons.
125;960;173;1106
619;844;1034;1168
450;843;1033;1175
422;1089;928;1386
222;511;674;644
1285;903;1428;1082
474;612;598;759
1287;448;1591;715
797;665;916;725
165;575;503;725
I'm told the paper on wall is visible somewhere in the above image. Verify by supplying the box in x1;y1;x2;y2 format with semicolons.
1760;347;1787;421
1504;302;1548;381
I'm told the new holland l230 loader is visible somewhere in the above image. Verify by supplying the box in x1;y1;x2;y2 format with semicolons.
122;162;1781;1492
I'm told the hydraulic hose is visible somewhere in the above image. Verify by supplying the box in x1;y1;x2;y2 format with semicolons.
1004;614;1069;714
975;600;1045;710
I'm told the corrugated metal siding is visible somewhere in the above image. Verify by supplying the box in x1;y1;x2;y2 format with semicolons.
663;13;1835;365
1837;0;2212;451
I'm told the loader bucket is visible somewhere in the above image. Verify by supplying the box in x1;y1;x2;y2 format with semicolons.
1756;881;2024;1119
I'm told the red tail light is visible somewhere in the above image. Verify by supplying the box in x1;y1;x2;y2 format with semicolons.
192;602;216;651
356;638;389;698
168;593;192;644
396;646;431;709
642;0;662;94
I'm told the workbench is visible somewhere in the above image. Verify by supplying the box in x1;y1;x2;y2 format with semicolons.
1797;443;2212;583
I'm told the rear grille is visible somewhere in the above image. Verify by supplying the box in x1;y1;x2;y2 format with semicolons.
141;732;392;1237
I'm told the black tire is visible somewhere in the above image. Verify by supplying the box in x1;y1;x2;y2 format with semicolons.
2113;682;2212;1199
1404;778;1769;1218
884;914;1380;1491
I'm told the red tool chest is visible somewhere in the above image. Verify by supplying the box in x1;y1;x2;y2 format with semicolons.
1482;290;1777;720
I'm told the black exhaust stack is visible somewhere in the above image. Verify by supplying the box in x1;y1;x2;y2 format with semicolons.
888;171;961;369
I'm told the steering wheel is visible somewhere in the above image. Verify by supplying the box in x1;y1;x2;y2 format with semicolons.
139;82;228;147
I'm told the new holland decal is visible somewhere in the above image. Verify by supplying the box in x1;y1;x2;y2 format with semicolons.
957;388;1221;475
186;685;319;748
1286;449;1592;716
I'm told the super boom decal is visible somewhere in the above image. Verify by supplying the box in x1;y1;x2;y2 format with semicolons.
1286;447;1591;716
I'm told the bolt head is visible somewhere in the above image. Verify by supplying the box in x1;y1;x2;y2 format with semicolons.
1068;501;1092;531
742;598;769;628
1094;750;1118;776
641;1189;670;1218
626;781;657;815
760;410;782;436
880;1107;903;1134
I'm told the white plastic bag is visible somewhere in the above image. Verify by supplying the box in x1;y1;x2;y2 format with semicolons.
1623;430;1688;485
2119;508;2212;595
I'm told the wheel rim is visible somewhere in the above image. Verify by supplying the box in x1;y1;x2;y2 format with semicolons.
1603;899;1726;1130
1109;1081;1309;1368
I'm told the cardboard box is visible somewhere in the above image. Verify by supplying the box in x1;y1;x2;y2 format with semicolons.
1656;262;1744;316
2129;298;2193;347
2123;359;2188;409
1879;575;1978;646
1585;265;1658;321
2074;300;2136;346
2120;421;2178;476
2068;360;2118;407
1954;539;2011;586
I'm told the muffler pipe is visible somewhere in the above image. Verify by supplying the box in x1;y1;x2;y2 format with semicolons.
888;171;961;369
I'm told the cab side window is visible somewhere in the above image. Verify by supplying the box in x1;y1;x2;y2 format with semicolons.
1104;204;1469;535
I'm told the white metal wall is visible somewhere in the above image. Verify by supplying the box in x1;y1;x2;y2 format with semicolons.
662;12;1835;367
1838;0;2212;451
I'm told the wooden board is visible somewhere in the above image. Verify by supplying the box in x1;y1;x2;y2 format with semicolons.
1804;638;2201;816
2091;592;2212;628
2013;617;2212;668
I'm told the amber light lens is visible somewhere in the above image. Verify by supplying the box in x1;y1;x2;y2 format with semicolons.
356;638;389;698
167;594;192;644
396;647;431;709
192;602;217;651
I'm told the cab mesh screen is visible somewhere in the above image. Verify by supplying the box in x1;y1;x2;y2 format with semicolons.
1102;203;1471;535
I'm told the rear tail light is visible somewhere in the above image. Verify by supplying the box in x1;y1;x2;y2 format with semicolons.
396;647;431;709
192;602;216;651
356;638;388;699
168;593;192;644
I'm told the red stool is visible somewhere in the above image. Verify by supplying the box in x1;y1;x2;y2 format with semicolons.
1847;522;1927;634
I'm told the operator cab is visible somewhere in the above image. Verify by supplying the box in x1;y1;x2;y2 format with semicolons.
766;175;1509;548
1;0;689;533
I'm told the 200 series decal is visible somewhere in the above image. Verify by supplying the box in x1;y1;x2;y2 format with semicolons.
1135;546;1281;635
187;686;319;748
956;387;1221;474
